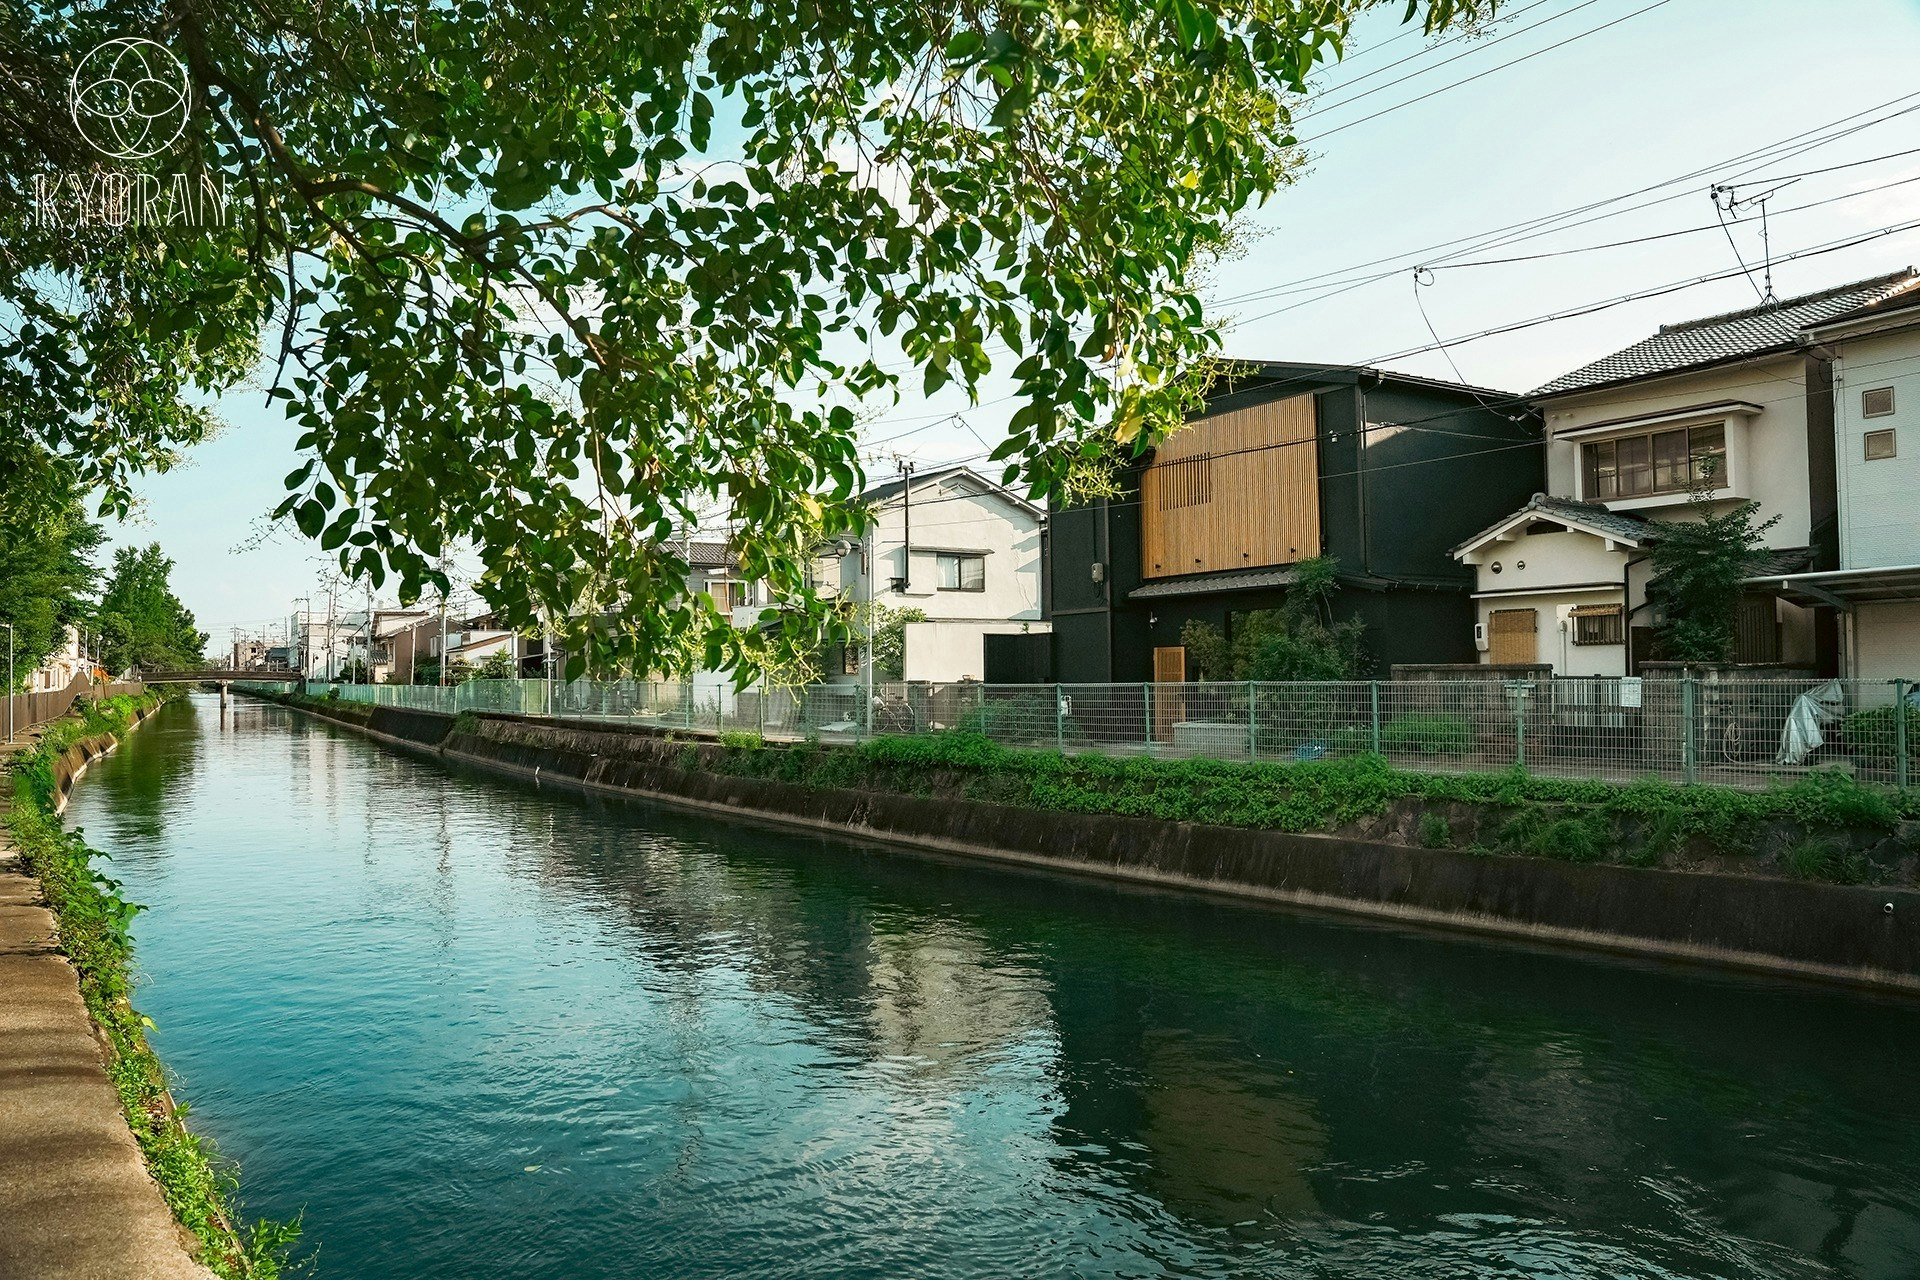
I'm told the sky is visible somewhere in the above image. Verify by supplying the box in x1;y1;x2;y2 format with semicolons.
94;0;1920;657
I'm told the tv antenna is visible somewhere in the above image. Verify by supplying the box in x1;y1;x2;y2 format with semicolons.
1710;179;1798;305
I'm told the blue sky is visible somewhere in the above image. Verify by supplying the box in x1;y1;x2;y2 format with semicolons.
100;0;1920;655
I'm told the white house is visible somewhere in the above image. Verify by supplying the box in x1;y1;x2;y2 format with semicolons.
1454;270;1920;675
1751;285;1920;679
820;465;1050;684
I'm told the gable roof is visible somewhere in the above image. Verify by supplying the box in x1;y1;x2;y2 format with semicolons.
1450;493;1651;559
863;464;1043;518
1533;269;1920;399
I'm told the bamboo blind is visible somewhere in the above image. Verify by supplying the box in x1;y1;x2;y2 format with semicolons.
1141;394;1320;578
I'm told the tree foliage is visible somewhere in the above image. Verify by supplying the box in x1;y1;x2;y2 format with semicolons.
1179;556;1368;680
93;543;208;674
1647;492;1780;665
870;605;927;682
3;0;1492;677
0;474;103;686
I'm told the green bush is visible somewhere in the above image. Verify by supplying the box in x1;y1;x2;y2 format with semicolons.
1417;813;1451;848
1843;704;1909;759
1380;714;1473;756
718;729;763;750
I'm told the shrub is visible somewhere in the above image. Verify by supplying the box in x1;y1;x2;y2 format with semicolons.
718;729;763;750
1843;704;1910;759
1417;812;1451;848
1380;714;1472;757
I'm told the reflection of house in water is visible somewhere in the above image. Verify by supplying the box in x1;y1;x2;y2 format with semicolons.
862;921;1055;1075
1133;1032;1327;1226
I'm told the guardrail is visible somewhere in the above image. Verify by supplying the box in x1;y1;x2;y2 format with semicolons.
250;673;1920;791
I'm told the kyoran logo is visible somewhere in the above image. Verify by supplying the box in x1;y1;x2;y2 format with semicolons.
70;37;191;160
35;37;227;229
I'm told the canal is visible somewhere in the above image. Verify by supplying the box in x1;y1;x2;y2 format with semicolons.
63;694;1920;1278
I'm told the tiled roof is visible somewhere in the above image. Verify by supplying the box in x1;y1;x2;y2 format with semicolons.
1748;545;1813;578
1534;270;1920;398
1128;566;1298;600
1450;493;1651;557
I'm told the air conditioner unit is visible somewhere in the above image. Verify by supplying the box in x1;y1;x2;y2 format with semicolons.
1473;621;1489;652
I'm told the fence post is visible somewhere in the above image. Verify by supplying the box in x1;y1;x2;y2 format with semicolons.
1368;681;1381;756
1247;681;1257;761
684;683;693;732
1681;675;1698;785
1055;683;1066;752
1512;682;1527;771
1143;683;1153;754
759;672;769;740
1897;678;1910;790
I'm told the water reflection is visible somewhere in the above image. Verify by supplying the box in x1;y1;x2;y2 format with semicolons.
62;695;1920;1280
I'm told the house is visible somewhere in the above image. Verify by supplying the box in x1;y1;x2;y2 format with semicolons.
27;626;90;692
1457;269;1920;675
816;466;1050;685
1751;282;1920;678
1048;362;1544;682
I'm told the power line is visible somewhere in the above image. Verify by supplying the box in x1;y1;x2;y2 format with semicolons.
1303;0;1673;144
1301;0;1599;121
1208;90;1920;311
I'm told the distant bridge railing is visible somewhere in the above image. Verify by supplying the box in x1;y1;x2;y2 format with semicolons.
139;669;303;683
246;672;1920;792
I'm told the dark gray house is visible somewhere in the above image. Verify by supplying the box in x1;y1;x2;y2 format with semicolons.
1045;362;1543;682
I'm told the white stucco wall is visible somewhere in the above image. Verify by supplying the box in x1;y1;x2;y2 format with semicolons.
1459;528;1634;676
1851;602;1920;681
1832;330;1920;570
1540;354;1811;549
842;472;1046;624
902;620;1052;684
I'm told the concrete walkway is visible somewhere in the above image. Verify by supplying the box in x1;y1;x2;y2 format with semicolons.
0;726;213;1280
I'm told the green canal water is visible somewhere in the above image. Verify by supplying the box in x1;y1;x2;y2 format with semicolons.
60;694;1920;1278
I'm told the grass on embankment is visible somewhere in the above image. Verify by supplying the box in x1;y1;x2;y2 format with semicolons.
699;730;1920;886
4;693;299;1278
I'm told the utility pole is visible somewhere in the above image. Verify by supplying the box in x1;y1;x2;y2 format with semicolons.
897;458;914;593
5;622;14;743
862;523;875;737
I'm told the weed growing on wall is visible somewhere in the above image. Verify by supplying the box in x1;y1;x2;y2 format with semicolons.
705;731;1915;884
4;694;301;1278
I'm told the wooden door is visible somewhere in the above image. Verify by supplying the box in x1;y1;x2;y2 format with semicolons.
1151;646;1186;743
1488;609;1537;665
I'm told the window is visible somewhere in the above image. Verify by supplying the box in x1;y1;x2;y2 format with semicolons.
937;553;986;591
840;643;861;676
1865;428;1898;461
1863;386;1896;418
1570;605;1625;646
1156;453;1213;510
1582;422;1726;500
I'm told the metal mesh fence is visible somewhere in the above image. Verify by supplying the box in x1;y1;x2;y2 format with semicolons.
258;673;1919;790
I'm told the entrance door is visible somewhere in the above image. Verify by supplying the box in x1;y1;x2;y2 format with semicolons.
1488;608;1538;665
1151;646;1186;743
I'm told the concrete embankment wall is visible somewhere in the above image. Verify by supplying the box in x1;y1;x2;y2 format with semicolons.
275;697;1920;995
49;699;165;814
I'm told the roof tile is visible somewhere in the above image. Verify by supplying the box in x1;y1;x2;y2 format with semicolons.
1534;270;1920;398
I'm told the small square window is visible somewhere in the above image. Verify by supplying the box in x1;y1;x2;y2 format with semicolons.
1863;387;1896;417
1865;428;1898;461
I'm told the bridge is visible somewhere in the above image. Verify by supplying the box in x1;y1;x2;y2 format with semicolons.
136;669;305;684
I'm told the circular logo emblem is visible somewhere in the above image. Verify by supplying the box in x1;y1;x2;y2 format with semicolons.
70;38;191;159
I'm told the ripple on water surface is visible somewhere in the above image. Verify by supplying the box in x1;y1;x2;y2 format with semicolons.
61;695;1920;1279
